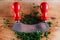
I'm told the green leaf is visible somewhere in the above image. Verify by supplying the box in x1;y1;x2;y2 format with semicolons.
34;12;39;16
44;31;49;40
3;18;9;25
48;22;52;27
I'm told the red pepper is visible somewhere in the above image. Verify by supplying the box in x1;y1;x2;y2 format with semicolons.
40;2;49;21
12;2;21;21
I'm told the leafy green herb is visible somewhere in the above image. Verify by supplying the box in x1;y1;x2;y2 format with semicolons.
48;32;51;34
34;12;39;16
44;31;49;40
3;18;9;25
20;11;42;25
15;31;43;40
48;22;52;27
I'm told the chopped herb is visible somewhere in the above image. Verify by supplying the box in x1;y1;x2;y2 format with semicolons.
20;11;42;25
48;22;52;27
3;18;9;25
48;32;51;34
44;31;49;40
15;31;43;40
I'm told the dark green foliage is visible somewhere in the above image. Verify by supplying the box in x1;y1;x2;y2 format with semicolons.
44;31;51;40
15;31;51;40
48;22;52;27
15;31;43;40
20;12;42;25
3;18;9;25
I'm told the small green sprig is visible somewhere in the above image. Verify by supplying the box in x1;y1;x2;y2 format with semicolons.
3;18;9;25
44;31;51;40
47;22;52;27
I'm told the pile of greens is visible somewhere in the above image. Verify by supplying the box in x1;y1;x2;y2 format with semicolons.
15;11;52;40
15;31;51;40
15;31;42;40
20;12;42;25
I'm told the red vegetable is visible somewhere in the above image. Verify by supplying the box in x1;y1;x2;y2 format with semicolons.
40;2;49;21
12;2;21;21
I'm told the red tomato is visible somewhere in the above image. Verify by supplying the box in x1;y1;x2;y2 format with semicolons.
12;2;21;21
40;2;49;21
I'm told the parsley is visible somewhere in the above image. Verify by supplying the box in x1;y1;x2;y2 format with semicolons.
3;18;9;25
44;31;50;40
20;11;42;25
15;31;43;40
48;22;52;27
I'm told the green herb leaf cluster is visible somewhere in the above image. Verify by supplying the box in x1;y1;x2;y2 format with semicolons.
20;12;42;25
3;18;9;25
15;31;51;40
15;31;43;40
47;22;52;27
